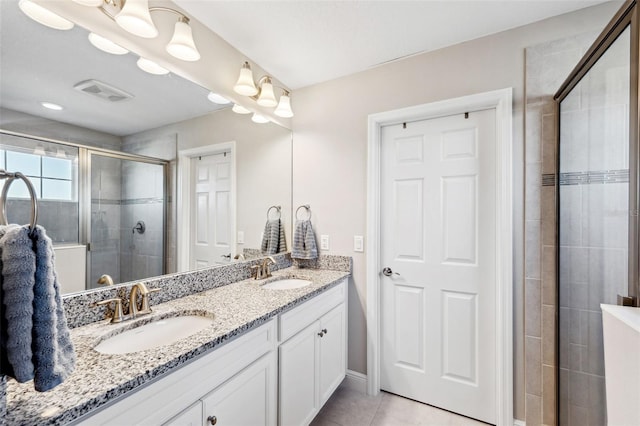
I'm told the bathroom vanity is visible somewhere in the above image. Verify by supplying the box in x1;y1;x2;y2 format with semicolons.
3;258;350;426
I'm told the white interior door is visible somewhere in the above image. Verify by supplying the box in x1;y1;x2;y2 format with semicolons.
380;109;497;424
190;153;232;269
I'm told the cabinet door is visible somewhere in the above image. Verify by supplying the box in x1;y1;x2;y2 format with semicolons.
318;304;346;405
279;321;319;426
164;402;202;426
202;352;277;426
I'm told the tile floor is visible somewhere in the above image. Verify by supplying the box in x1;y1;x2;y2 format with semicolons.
311;383;489;426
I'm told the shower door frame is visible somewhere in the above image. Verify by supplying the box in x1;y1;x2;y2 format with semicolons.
554;0;639;422
83;149;169;287
555;0;640;310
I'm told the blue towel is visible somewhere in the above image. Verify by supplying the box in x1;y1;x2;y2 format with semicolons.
292;220;318;260
0;225;76;392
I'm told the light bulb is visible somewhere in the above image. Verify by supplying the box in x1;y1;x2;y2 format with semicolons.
115;0;158;38
166;18;200;61
233;62;258;96
274;91;294;118
232;104;251;114
207;92;230;105
257;78;277;107
19;0;74;30
251;113;269;124
88;33;129;55
136;57;169;75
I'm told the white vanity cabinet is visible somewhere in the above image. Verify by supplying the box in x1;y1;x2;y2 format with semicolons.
278;280;347;426
77;319;277;426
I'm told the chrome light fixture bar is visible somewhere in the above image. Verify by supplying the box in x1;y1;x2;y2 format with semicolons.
233;61;294;118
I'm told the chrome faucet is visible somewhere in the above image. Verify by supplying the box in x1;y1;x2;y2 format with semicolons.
251;256;277;280
129;283;161;318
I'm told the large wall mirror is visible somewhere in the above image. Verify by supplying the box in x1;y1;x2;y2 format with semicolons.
0;0;292;295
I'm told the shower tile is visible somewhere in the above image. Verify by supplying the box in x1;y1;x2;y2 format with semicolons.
568;371;589;407
542;305;555;366
542;246;556;305
587;375;606;425
568;404;588;426
525;394;542;426
568;343;585;372
525;220;541;279
526;105;542;163
541;187;556;246
558;185;583;246
542;365;556;426
569;283;588;310
585;312;604;376
525;336;542;396
559;368;569;425
525;279;541;337
542;113;557;175
525;163;541;221
559;307;569;369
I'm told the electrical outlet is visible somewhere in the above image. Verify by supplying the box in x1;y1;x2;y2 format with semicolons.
320;235;330;251
237;231;244;244
354;235;364;252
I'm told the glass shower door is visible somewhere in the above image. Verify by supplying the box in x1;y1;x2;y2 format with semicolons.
558;26;630;425
89;152;166;288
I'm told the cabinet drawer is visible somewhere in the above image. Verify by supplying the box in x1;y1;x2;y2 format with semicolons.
279;279;345;342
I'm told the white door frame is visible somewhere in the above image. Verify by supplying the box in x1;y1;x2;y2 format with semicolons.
177;141;237;272
366;88;513;425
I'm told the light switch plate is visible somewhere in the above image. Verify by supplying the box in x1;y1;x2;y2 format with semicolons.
237;231;244;244
354;235;364;252
320;235;330;251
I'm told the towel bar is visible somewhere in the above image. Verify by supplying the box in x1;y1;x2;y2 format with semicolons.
0;170;38;233
295;204;311;220
267;205;281;220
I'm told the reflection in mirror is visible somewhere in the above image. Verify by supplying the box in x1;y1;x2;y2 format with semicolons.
0;0;292;294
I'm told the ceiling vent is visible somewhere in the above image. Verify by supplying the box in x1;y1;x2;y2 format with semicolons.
73;79;134;102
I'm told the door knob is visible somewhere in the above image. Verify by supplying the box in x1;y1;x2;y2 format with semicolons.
382;267;399;277
207;415;217;425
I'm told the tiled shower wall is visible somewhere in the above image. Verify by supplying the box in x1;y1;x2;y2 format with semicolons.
524;32;598;425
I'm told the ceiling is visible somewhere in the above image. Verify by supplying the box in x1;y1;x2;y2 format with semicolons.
174;0;611;90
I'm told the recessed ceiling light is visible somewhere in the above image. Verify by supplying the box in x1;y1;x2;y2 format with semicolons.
207;92;230;105
18;0;74;30
232;104;251;114
136;57;169;75
88;32;129;55
41;102;63;111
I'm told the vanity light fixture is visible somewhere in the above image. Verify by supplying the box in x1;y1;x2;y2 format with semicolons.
88;32;129;55
233;61;294;117
41;101;63;111
18;0;74;30
251;113;269;124
75;0;200;61
207;92;231;105
136;57;169;75
232;104;251;114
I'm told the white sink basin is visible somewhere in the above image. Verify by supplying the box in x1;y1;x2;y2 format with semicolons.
262;278;312;290
94;315;213;355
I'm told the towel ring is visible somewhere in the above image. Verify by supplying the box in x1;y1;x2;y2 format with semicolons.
267;205;281;220
0;171;38;233
295;204;311;220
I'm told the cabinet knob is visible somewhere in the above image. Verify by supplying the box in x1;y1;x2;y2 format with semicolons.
207;415;217;425
317;331;324;337
322;328;328;334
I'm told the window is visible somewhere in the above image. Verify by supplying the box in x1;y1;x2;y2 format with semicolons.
1;147;77;201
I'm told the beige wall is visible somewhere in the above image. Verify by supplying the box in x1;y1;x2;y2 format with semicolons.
290;3;620;420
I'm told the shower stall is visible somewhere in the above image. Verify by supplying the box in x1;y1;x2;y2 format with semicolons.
555;2;639;424
0;131;168;292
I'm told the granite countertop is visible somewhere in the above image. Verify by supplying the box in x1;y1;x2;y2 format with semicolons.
5;267;349;425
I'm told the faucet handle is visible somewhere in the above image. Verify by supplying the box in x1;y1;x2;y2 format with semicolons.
138;287;161;315
96;298;125;323
251;264;262;280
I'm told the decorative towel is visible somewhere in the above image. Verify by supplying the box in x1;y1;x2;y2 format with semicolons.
0;225;76;392
261;219;287;254
292;220;318;260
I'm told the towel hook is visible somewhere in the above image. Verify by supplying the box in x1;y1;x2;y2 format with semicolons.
295;204;311;220
0;171;38;234
266;205;281;220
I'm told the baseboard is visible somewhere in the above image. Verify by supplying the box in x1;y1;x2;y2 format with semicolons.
342;369;367;393
513;420;525;426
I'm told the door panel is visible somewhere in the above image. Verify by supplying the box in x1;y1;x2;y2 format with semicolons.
380;109;496;424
